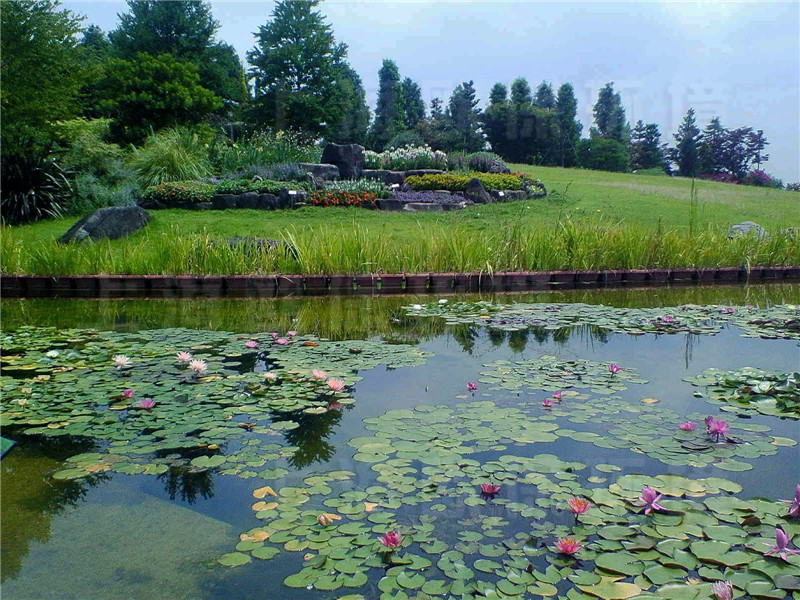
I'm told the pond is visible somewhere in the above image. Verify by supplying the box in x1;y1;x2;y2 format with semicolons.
1;285;799;600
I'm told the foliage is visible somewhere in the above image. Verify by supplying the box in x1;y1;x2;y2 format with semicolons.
742;170;783;188
629;120;665;171
369;59;406;150
533;80;556;109
577;138;629;172
786;182;800;192
510;77;532;105
0;0;87;149
488;83;508;105
669;108;702;177
215;179;309;195
385;130;426;151
326;67;370;145
699;171;738;185
698;117;771;180
69;174;136;215
400;77;426;130
226;163;310;183
634;167;669;176
555;83;582;167
128;128;212;189
322;179;391;198
247;0;351;137
447;152;508;173
483;100;560;164
591;82;628;143
405;172;526;191
363;145;447;171
98;53;221;144
209;131;321;174
308;190;377;207
141;181;216;205
445;80;485;152
0;145;71;225
51;118;126;180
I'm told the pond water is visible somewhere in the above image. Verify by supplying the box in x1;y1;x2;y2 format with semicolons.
1;286;799;600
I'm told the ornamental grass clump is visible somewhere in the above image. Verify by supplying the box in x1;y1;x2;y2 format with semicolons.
363;145;447;171
322;178;392;198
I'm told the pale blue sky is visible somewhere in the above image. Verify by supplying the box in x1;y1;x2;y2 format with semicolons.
64;1;799;182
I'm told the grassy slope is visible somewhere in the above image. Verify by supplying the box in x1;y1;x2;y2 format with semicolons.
3;168;798;275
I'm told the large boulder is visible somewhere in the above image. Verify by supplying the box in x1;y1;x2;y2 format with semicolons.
464;178;492;204
320;143;364;179
728;221;767;240
58;206;150;244
298;163;340;180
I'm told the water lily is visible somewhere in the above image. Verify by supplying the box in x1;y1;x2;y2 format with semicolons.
608;364;622;375
411;304;422;310
287;331;297;337
176;351;192;363
245;340;258;349
378;530;403;551
122;389;134;399
567;497;591;515
660;315;675;323
711;580;733;600
552;391;563;401
438;299;448;305
679;421;696;431
706;416;730;442
327;379;345;392
467;382;477;392
554;537;581;555
312;369;327;380
189;359;207;376
634;485;667;515
764;527;800;561
276;338;288;345
264;372;277;382
480;483;500;498
45;350;60;358
113;355;131;369
270;332;278;339
138;398;155;410
780;484;800;518
542;399;553;408
328;401;345;411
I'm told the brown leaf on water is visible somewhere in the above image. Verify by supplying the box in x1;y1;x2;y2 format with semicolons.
253;486;277;499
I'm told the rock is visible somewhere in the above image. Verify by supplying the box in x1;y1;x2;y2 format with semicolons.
464;178;492;204
226;237;298;260
402;202;443;212
489;189;527;203
441;202;465;211
376;198;403;211
58;206;150;244
489;164;512;174
362;169;388;181
256;194;279;209
212;194;238;210
385;171;406;185
320;143;364;179
304;173;325;190
278;189;305;208
235;192;262;209
728;221;767;240
298;163;340;180
405;169;445;177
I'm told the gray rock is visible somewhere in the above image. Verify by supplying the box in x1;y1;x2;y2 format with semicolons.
376;198;403;211
405;169;445;177
385;171;406;185
728;221;768;240
58;206;150;244
304;173;325;190
256;194;279;209
298;163;340;180
212;194;238;210
489;189;527;203
402;202;444;212
489;164;512;174
278;188;306;208
226;237;298;260
362;169;388;181
235;192;262;209
320;143;364;179
464;178;492;204
441;202;465;211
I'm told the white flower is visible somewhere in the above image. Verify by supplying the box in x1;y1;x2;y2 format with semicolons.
438;299;448;305
113;355;131;368
45;350;60;358
411;304;422;310
189;359;207;376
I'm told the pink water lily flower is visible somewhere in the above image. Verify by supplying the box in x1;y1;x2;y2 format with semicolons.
480;483;500;498
264;372;277;382
660;315;675;323
245;340;259;349
138;398;155;410
287;331;297;337
554;537;581;555
176;351;192;363
113;355;131;369
764;527;800;561
706;416;730;442
552;391;563;401
608;364;622;375
711;580;733;600
378;530;403;551
189;359;207;376
328;401;345;411
780;484;800;518
634;485;667;515
312;369;327;380
327;379;345;392
467;382;477;392
270;332;278;339
679;421;696;431
122;389;134;399
567;497;591;515
542;399;553;408
276;338;288;345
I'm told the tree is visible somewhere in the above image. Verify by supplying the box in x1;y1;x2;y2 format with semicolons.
555;83;582;167
699;116;726;173
445;81;484;152
534;81;556;110
747;129;769;171
247;0;349;136
577;138;629;172
327;67;370;145
98;53;220;144
400;77;426;130
369;59;405;149
483;98;560;164
510;78;532;105
489;82;508;105
1;0;86;150
199;43;248;111
591;82;628;143
669;108;702;177
629;120;664;170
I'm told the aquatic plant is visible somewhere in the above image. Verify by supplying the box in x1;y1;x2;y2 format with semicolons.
781;484;800;517
378;530;403;551
634;486;666;514
554;537;582;556
567;497;591;515
679;421;696;431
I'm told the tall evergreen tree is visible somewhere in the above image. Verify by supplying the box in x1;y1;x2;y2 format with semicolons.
400;77;425;129
534;81;556;110
555;83;582;167
629;120;664;170
747;129;769;171
591;82;628;143
510;77;532;105
489;82;508;105
369;59;405;149
670;108;702;177
446;80;484;152
328;67;369;144
698;117;726;173
247;0;349;135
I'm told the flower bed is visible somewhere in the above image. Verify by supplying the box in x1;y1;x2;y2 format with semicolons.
364;145;448;171
309;190;377;207
140;181;217;206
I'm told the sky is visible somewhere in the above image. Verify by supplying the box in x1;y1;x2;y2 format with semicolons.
63;1;800;182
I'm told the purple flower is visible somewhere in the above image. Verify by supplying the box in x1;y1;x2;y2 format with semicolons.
679;421;696;431
608;364;622;375
467;382;477;392
138;398;155;410
706;416;730;442
633;485;667;515
764;527;800;561
660;315;675;323
552;391;563;401
780;484;800;518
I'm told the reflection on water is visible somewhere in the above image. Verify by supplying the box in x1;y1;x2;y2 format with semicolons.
277;408;347;470
158;466;215;505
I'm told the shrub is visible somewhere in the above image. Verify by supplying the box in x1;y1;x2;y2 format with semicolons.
309;190;377;207
322;179;392;198
1;146;71;225
364;145;447;171
70;174;136;215
52;118;126;179
577;138;629;172
448;152;508;173
742;169;783;188
699;171;738;184
233;163;309;182
384;130;425;151
209;130;320;174
129;128;212;190
141;181;216;206
216;179;310;195
405;172;526;191
786;182;800;192
634;167;669;177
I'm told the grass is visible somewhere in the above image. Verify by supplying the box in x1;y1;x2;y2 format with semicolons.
2;166;798;276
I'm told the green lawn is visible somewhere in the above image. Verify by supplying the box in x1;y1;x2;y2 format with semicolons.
2;167;798;275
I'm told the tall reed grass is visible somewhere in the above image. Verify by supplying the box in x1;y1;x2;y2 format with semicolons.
2;221;797;276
